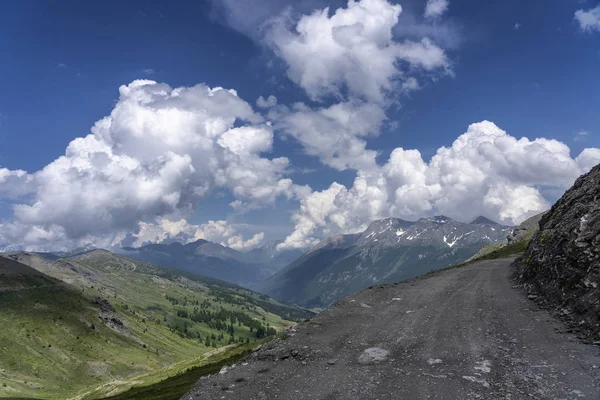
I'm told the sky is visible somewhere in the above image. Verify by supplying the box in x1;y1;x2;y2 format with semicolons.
0;0;599;251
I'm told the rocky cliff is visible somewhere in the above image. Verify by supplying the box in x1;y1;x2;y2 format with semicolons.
513;164;600;341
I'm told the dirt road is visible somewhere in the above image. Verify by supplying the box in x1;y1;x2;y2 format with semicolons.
183;258;600;399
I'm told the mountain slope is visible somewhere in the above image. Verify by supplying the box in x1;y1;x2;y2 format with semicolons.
0;251;311;399
260;216;511;308
119;241;261;287
513;163;600;341
1;255;198;400
506;211;546;245
467;211;547;262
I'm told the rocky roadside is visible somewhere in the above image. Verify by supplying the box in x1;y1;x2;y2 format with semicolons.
182;258;600;400
513;163;600;342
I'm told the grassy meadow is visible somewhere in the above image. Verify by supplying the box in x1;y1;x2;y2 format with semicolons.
0;251;310;399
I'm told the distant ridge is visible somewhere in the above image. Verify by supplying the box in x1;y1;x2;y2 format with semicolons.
260;215;512;308
120;238;304;288
470;216;500;225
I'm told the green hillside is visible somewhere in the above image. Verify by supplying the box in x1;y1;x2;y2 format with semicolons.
0;251;311;399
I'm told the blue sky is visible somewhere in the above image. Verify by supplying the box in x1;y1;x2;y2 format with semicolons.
0;0;599;251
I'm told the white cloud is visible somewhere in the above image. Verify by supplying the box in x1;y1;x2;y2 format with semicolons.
3;1;594;256
133;218;264;250
574;130;590;141
575;3;600;32
514;22;522;30
211;0;462;51
393;10;462;50
0;80;294;250
278;121;600;249
0;168;35;199
576;147;600;172
256;95;278;108
269;101;385;171
218;125;274;155
142;68;155;75
401;77;420;92
424;0;449;20
266;0;450;104
280;183;346;249
226;232;265;250
261;1;452;177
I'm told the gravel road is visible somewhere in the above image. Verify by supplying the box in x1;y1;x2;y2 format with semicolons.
183;258;600;399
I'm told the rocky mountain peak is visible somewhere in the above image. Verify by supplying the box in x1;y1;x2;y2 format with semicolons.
183;239;209;249
358;218;415;244
364;217;414;231
471;216;500;225
430;215;452;223
310;233;360;252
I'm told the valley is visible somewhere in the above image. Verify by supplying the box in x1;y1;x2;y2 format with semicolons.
119;240;302;289
0;251;310;399
0;214;522;399
0;213;545;400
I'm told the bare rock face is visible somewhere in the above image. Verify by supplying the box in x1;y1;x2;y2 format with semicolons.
513;163;600;341
506;211;546;245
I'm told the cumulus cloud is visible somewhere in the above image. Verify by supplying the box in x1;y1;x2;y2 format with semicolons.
269;101;385;171
256;95;278;108
261;0;453;179
424;0;449;20
576;148;600;172
134;218;264;250
266;0;450;104
278;121;600;249
575;3;600;32
401;77;420;92
0;168;35;199
226;232;265;250
3;1;594;256
0;80;294;250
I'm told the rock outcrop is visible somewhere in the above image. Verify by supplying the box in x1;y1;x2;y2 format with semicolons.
513;164;600;341
506;211;546;245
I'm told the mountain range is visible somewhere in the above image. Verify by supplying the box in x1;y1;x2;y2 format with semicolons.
119;239;303;288
259;215;512;308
